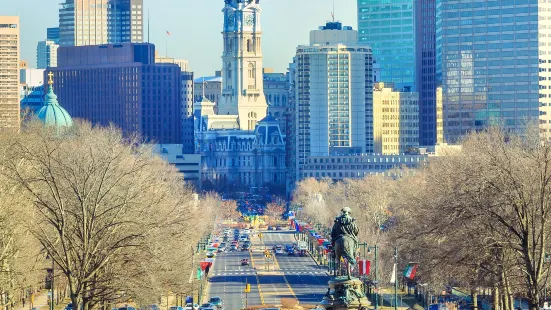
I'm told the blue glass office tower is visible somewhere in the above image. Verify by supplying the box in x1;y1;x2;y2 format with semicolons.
436;0;548;142
358;0;415;91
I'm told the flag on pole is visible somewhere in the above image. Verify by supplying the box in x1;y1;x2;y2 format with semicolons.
403;263;419;280
358;260;371;276
390;263;396;283
166;30;172;35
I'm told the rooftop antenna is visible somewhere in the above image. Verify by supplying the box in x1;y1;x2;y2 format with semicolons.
332;0;335;22
147;9;150;43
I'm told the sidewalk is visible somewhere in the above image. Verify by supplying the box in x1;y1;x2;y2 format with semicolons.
15;290;49;310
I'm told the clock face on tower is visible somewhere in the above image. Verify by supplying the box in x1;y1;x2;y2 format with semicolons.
227;13;235;27
245;14;254;27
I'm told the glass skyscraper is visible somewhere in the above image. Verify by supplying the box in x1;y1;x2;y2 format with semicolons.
59;0;143;47
437;0;550;142
358;0;415;91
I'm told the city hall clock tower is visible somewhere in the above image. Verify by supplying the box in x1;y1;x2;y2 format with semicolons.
219;0;267;131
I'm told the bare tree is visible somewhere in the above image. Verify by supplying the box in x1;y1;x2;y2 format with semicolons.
0;122;211;310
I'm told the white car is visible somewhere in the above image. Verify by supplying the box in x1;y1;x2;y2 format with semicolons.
239;236;248;242
243;229;250;235
183;304;198;310
275;246;284;254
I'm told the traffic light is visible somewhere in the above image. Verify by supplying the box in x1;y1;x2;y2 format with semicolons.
245;283;251;293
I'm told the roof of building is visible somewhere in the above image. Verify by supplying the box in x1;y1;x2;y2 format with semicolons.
37;84;73;128
194;76;223;83
258;115;278;123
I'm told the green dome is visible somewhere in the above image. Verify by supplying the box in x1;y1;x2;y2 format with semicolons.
37;85;73;128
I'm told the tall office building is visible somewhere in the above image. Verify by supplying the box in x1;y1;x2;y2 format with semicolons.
437;0;549;142
47;27;60;44
293;22;373;178
263;68;289;132
194;73;223;105
416;0;437;145
0;17;20;130
373;82;419;154
47;43;183;144
59;0;143;46
181;71;194;154
37;40;59;69
358;0;415;91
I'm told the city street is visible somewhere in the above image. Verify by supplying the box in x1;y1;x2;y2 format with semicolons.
207;229;329;308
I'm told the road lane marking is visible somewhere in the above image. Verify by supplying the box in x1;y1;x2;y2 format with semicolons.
249;248;265;305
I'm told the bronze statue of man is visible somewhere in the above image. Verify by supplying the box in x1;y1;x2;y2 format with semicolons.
331;207;359;278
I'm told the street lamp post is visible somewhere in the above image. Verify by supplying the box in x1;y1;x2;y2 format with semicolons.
367;245;379;310
49;257;54;310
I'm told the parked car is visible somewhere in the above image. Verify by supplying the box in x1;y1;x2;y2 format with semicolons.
208;297;223;308
276;225;282;231
168;307;184;310
267;226;274;231
275;245;284;254
230;244;238;251
205;251;216;258
183;303;198;310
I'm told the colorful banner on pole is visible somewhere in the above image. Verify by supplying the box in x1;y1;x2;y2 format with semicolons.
358;260;371;276
403;263;419;280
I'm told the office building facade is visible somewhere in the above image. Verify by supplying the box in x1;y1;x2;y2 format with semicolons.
293;22;373;181
181;71;194;154
0;16;20;130
373;82;419;154
47;27;60;44
20;68;46;113
358;0;415;91
437;0;549;142
416;0;437;146
263;69;289;132
59;0;143;46
37;40;59;69
47;43;183;144
194;74;223;105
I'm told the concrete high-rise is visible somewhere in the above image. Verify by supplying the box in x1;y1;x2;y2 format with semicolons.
59;0;143;47
293;22;373;179
0;17;20;130
37;40;59;69
218;0;268;130
436;0;550;142
46;43;183;145
373;82;419;154
358;0;415;91
416;0;437;146
181;71;194;154
263;69;289;132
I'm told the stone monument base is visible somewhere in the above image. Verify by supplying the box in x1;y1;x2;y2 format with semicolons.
319;276;371;310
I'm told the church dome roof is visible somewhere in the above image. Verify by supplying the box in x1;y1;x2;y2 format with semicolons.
37;84;73;128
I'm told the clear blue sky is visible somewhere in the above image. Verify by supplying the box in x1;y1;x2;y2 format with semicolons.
6;0;358;77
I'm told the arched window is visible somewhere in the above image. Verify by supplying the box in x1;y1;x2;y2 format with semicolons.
248;63;256;89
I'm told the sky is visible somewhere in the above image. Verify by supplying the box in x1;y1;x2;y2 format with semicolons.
5;0;358;77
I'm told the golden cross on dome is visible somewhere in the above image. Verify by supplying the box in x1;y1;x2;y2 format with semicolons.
48;72;54;85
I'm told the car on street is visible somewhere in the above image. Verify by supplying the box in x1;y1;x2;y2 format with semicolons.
208;297;223;309
241;258;250;266
267;226;274;230
223;229;231;234
276;225;282;231
243;228;250;234
222;235;229;242
285;245;293;252
239;235;248;242
169;307;184;310
198;303;216;310
205;251;216;258
242;242;251;251
119;307;137;310
230;244;238;251
217;243;226;252
183;304;198;310
287;248;295;255
275;245;284;254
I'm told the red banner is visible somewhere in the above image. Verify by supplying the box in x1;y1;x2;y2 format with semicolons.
358;260;371;276
200;261;212;271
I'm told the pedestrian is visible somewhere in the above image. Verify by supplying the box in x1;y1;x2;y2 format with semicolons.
22;297;25;307
205;264;210;277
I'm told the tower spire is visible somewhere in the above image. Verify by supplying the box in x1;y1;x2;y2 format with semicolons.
332;0;335;22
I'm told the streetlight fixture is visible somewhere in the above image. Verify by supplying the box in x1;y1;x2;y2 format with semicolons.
366;245;379;310
45;254;55;310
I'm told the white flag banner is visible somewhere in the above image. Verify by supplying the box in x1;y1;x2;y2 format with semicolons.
390;263;397;284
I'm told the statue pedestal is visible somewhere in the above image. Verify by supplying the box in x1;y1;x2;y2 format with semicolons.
319;276;370;310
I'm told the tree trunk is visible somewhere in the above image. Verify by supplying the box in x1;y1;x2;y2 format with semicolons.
494;287;500;310
472;288;479;310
